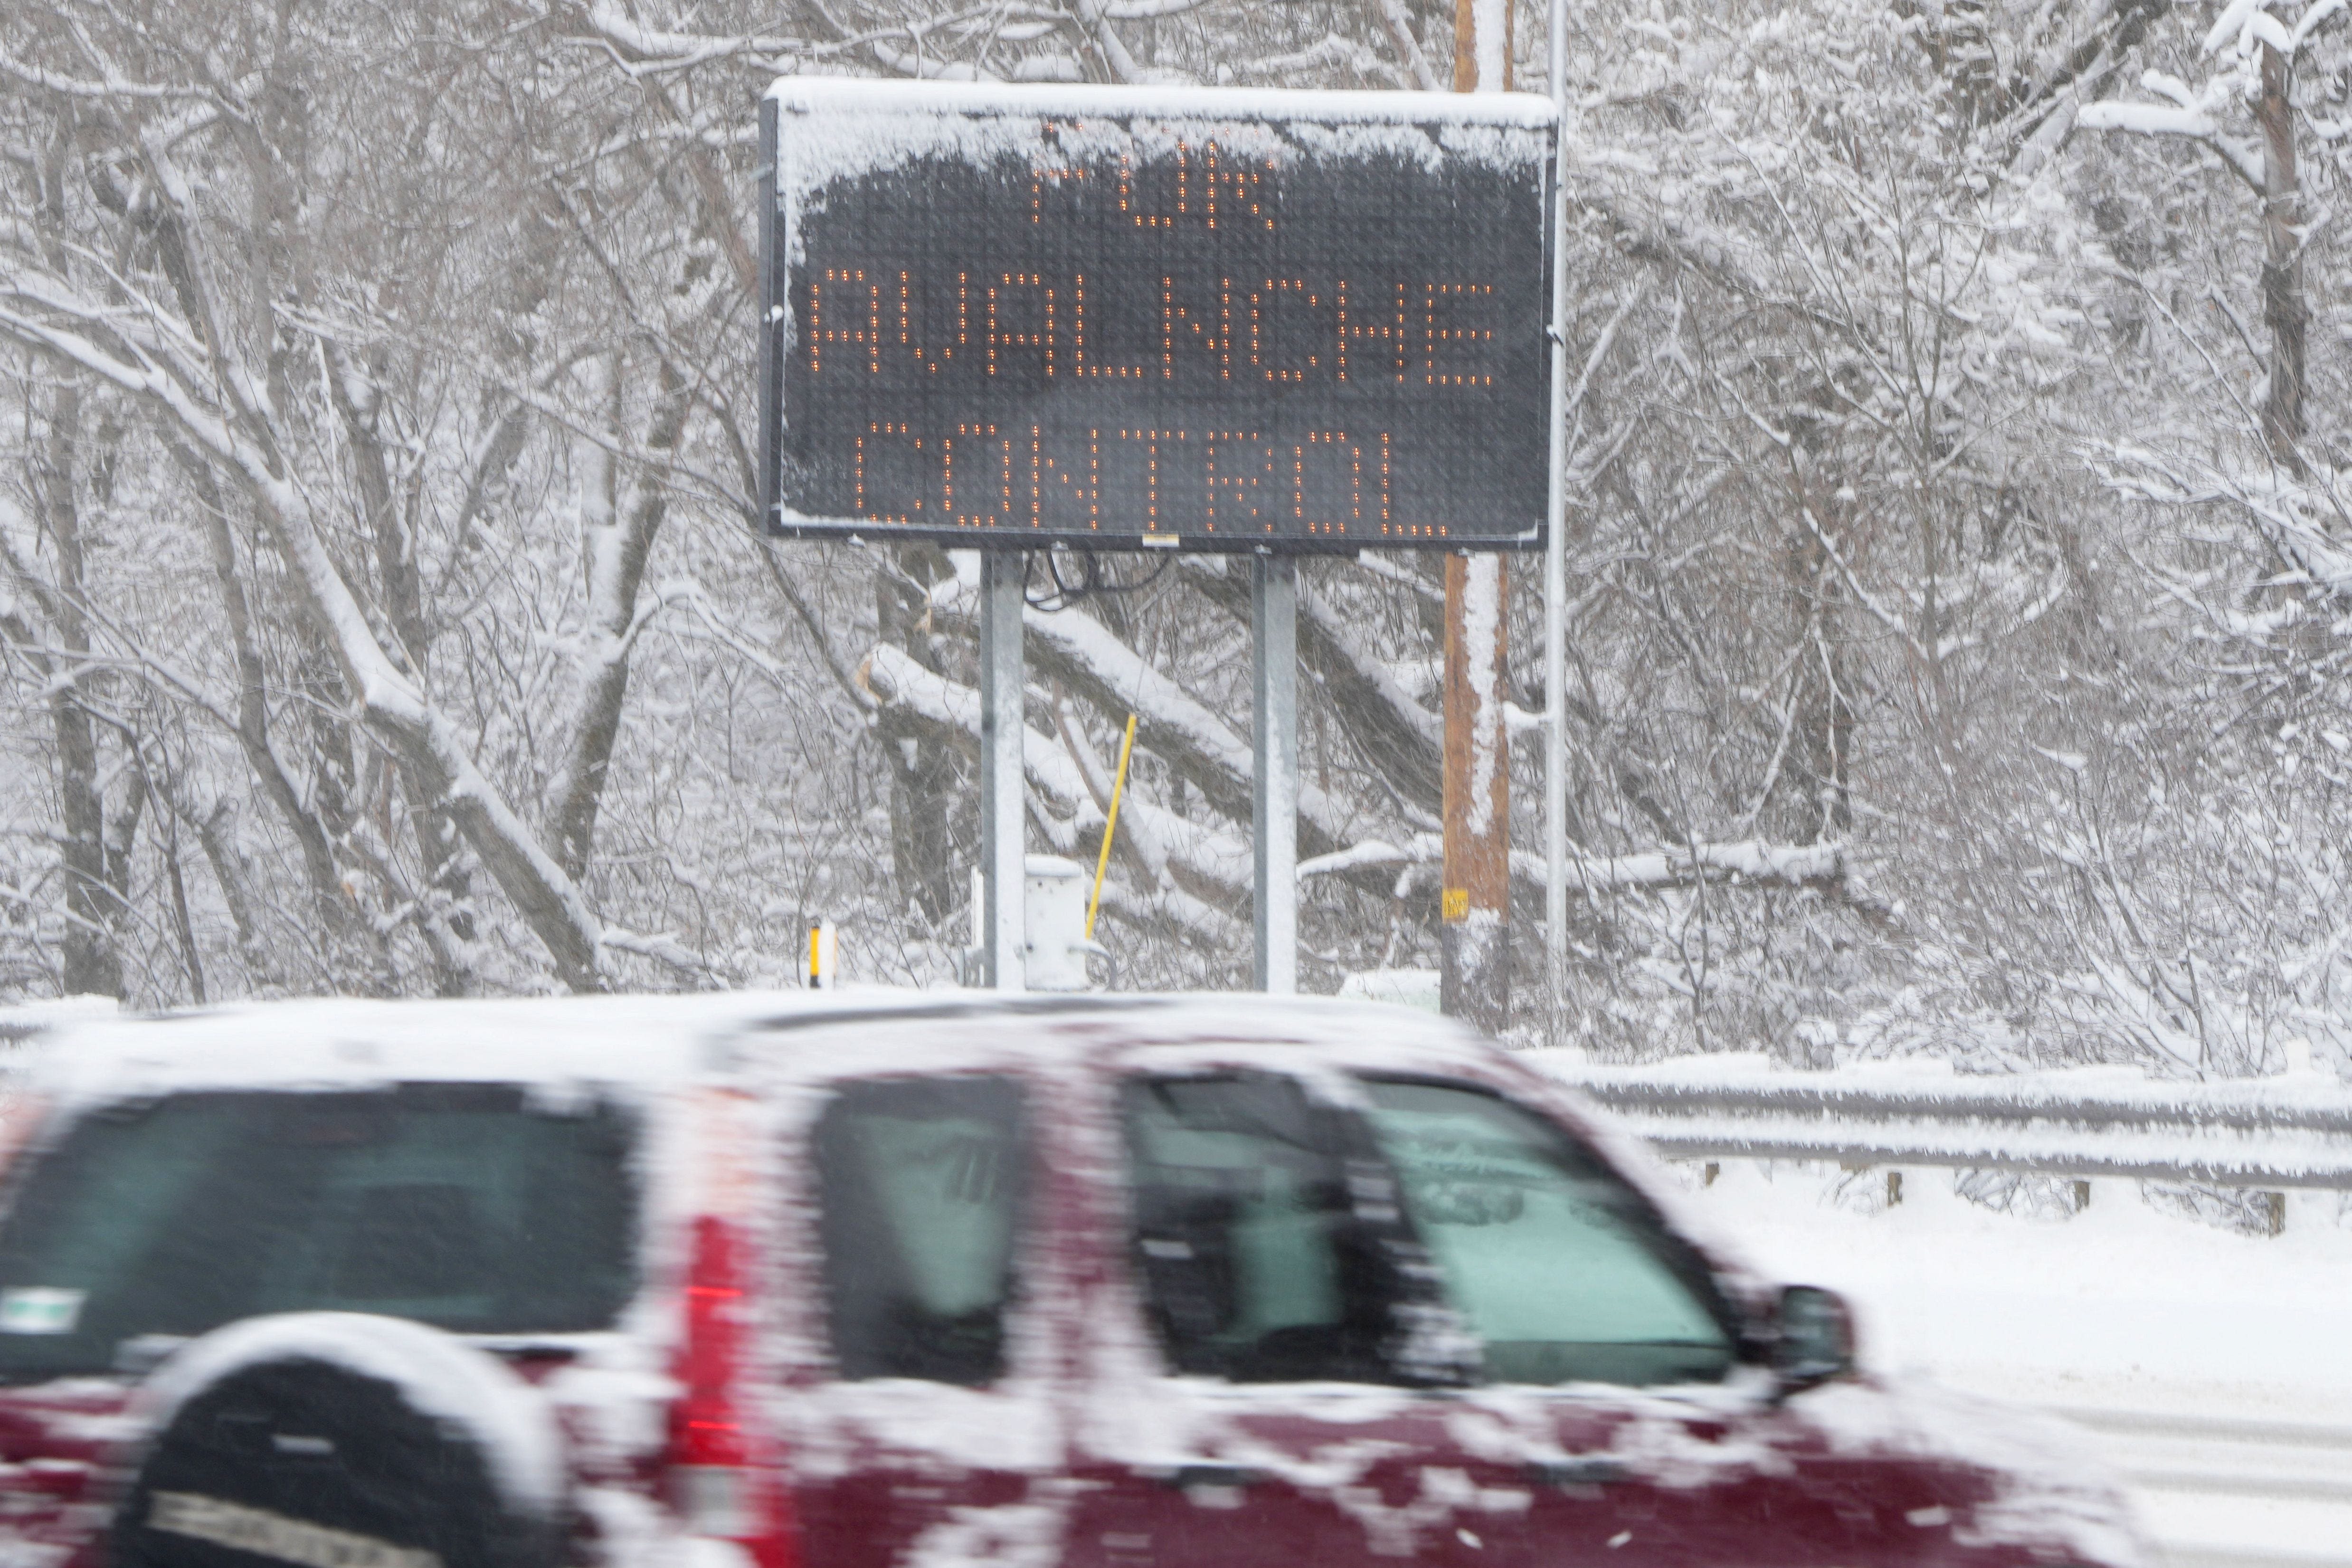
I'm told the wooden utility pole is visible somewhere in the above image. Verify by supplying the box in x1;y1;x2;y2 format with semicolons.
1442;0;1512;1034
2255;40;2307;476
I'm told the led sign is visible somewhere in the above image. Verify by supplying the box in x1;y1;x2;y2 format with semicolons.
760;80;1555;552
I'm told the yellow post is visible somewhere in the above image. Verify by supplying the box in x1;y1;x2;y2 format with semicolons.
1087;715;1138;941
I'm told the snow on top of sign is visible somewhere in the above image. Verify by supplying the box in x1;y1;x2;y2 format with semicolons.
766;76;1555;126
767;78;1553;209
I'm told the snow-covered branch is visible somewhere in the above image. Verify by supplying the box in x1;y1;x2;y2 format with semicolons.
863;644;1242;937
2077;92;2266;192
0;257;609;989
1300;835;1850;895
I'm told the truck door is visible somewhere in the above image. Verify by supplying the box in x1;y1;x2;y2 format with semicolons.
1063;1065;1499;1568
1348;1075;1963;1568
775;1070;1070;1568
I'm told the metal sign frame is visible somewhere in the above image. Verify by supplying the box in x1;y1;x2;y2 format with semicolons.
753;78;1567;997
758;80;1557;556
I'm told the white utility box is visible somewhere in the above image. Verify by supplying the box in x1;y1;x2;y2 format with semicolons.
1023;854;1100;992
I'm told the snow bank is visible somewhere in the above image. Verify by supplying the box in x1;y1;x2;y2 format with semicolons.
1336;968;1442;1013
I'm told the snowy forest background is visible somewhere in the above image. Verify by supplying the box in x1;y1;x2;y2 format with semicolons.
6;0;2352;1083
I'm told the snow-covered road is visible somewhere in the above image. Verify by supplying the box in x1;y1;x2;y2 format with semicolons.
1669;1162;2352;1568
2058;1407;2352;1568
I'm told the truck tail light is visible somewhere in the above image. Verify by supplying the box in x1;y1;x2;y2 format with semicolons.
669;1214;797;1568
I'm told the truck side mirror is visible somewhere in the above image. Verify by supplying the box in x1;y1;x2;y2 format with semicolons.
1770;1284;1857;1398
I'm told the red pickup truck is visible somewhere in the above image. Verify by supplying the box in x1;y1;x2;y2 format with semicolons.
0;993;2141;1568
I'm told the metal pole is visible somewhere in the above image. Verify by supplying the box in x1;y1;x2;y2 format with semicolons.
1547;0;1565;99
1543;0;1572;1036
1252;555;1297;995
757;97;780;520
980;552;1026;991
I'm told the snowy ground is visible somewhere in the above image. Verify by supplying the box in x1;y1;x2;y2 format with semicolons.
1667;1159;2352;1568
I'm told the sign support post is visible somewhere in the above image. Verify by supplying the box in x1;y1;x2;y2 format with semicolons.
1252;556;1298;995
1544;0;1573;1036
979;552;1026;991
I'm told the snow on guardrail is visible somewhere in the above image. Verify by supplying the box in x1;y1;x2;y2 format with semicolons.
1533;1052;2352;1190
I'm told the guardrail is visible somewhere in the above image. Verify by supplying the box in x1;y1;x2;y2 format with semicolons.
1539;1055;2352;1198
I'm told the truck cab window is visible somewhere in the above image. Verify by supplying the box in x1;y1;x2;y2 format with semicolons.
1356;1079;1735;1387
1120;1073;1439;1385
815;1076;1030;1386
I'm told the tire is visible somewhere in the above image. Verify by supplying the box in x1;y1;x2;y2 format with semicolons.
111;1314;564;1568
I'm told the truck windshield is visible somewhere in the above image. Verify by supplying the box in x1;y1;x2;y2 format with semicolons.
0;1085;637;1382
1357;1078;1736;1387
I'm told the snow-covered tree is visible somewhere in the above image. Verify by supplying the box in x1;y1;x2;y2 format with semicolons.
1;0;2349;1086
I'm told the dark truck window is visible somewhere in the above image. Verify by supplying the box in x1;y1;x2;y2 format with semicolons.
815;1076;1029;1386
1120;1073;1450;1386
0;1085;637;1383
1357;1079;1736;1387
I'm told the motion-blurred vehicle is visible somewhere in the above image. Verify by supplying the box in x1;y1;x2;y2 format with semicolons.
0;993;2140;1568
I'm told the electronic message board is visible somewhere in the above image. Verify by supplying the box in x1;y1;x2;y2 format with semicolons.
759;80;1555;552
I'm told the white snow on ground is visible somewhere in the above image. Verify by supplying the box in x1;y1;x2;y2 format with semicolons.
1659;1158;2352;1566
